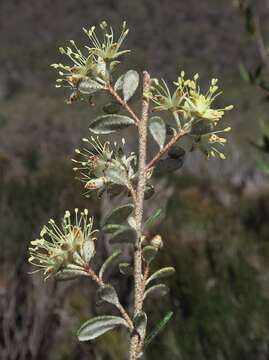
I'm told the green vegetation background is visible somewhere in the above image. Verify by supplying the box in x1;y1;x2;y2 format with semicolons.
1;1;269;359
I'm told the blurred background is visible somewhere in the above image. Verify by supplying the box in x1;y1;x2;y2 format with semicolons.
1;0;269;359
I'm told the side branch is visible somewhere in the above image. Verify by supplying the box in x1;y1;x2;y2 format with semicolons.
106;85;141;125
86;267;134;331
146;130;186;171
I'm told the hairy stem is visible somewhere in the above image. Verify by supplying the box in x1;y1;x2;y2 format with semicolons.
85;267;134;331
146;130;186;171
107;85;141;124
129;71;151;360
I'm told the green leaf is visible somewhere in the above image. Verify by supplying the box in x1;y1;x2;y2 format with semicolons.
144;312;174;347
77;315;128;341
102;224;129;234
144;284;169;300
144;209;163;230
144;183;155;200
238;63;251;83
134;311;147;340
103;101;121;114
168;145;185;159
89;114;135;134
82;239;95;263
257;158;269;175
97;285;120;307
114;74;125;91
149;116;166;149
109;228;136;245
142;246;158;263
154;158;183;175
123;70;139;101
107;184;125;198
146;267;176;286
119;263;133;276
77;78;103;94
99;249;122;280
102;204;134;227
190;121;214;136
105;165;128;186
55;268;87;281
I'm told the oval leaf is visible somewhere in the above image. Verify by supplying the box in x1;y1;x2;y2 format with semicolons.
103;101;121;114
119;263;133;276
168;145;186;159
144;209;163;230
114;74;125;91
82;239;95;263
105;165;128;186
77;315;128;341
154;158;183;175
134;311;147;340
144;284;169;300
78;78;103;94
89;114;135;134
102;224;129;234
142;246;158;263
144;184;155;200
97;285;120;307
190;121;214;136
144;312;174;347
123;70;139;101
146;267;176;286
55;268;87;281
149;116;166;149
102;204;134;227
109;228;136;245
99;249;122;280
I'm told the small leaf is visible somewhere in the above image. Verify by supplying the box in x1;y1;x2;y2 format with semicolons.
127;216;136;229
123;70;139;101
144;183;155;200
99;249;122;280
103;101;121;114
98;285;120;307
107;184;125;198
146;267;176;286
55;268;87;281
144;312;174;347
89;114;135;134
114;74;125;91
154;158;183;175
77;315;128;341
168;145;185;159
142;246;158;263
119;263;133;276
82;239;95;263
144;209;163;230
134;311;147;340
105;165;128;186
102;224;129;234
109;228;136;245
78;78;103;94
144;284;169;300
190;121;214;136
102;204;134;227
149;116;166;149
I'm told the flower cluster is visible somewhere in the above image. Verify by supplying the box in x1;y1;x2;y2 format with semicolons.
51;21;129;102
72;137;137;196
149;72;233;159
28;209;97;279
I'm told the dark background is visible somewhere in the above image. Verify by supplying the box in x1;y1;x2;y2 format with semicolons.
1;1;269;359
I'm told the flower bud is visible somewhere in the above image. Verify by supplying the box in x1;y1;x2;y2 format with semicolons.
150;235;163;250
